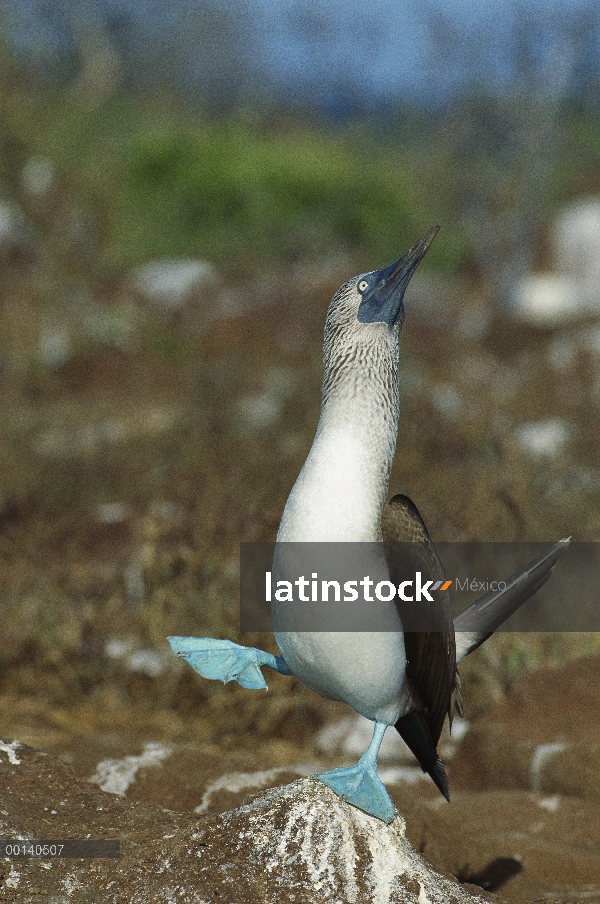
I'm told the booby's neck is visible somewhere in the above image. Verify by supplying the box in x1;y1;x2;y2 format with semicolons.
278;348;400;542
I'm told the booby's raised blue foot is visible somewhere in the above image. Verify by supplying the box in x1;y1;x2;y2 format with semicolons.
316;721;395;823
168;636;289;690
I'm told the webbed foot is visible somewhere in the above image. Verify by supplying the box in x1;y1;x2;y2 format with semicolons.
317;762;395;823
316;721;394;823
168;637;287;689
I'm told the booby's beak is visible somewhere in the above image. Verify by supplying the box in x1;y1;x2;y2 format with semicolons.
357;225;440;327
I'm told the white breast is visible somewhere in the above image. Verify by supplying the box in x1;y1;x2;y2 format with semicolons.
278;427;384;542
274;392;407;724
275;630;407;724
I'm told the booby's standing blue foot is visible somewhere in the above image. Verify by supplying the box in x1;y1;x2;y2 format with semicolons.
168;637;290;690
317;721;395;823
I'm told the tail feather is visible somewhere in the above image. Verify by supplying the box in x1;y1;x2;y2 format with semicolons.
454;539;570;663
395;709;450;801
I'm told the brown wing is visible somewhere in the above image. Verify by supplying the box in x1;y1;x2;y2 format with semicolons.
382;494;457;745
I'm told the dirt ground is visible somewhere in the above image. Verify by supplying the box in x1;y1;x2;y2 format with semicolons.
1;250;600;901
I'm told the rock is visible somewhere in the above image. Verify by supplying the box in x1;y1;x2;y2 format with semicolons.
450;654;600;798
0;736;490;903
203;778;488;904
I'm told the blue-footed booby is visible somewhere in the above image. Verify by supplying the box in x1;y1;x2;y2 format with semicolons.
169;228;569;823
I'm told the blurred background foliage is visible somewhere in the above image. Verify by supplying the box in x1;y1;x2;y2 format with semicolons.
1;0;600;753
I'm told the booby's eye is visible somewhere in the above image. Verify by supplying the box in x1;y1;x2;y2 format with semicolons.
358;279;368;292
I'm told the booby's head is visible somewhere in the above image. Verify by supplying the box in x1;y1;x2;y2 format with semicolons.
322;226;439;399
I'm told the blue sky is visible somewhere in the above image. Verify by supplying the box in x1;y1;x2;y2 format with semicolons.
2;0;599;108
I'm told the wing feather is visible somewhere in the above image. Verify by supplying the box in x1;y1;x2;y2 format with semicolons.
382;494;457;745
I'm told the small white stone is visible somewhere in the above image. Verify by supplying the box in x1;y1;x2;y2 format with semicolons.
530;742;568;793
149;500;182;522
132;259;217;310
512;273;584;324
537;795;561;812
0;203;23;247
516;419;569;457
22;156;55;197
95;502;128;524
431;384;463;418
554;198;600;282
4;866;20;888
38;325;71;368
0;740;21;765
548;336;577;371
126;649;170;678
104;638;133;659
238;391;282;429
